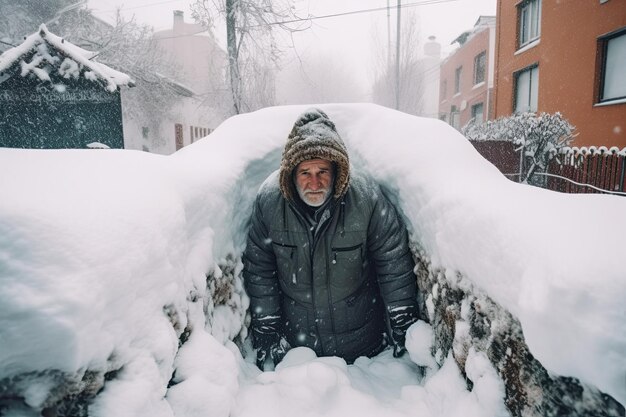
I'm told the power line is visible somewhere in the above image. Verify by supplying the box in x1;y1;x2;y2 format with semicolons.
249;0;460;28
0;40;18;47
148;0;461;39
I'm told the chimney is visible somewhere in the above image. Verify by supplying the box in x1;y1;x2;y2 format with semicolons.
424;35;441;58
173;10;184;34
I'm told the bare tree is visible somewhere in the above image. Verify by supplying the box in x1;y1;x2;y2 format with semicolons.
190;0;308;114
370;8;424;116
0;0;84;50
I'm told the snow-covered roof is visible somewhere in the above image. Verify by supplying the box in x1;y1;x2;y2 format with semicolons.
450;15;496;46
0;24;134;92
154;71;195;97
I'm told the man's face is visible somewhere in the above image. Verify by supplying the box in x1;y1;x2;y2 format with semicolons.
294;159;334;207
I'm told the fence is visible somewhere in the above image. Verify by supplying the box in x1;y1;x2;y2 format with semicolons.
190;125;211;143
469;141;626;196
174;124;212;151
470;140;520;177
546;147;626;194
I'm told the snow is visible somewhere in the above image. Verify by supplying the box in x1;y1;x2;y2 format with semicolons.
559;145;626;157
0;25;132;92
0;103;625;416
86;142;110;149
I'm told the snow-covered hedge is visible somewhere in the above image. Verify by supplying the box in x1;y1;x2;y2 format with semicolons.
463;112;576;184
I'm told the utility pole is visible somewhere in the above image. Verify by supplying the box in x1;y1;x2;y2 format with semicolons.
395;0;401;110
225;0;241;114
387;0;391;69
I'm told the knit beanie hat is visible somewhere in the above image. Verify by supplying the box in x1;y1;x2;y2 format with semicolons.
279;108;350;202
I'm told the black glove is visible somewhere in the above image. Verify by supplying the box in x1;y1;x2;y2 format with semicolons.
251;315;290;370
388;304;418;358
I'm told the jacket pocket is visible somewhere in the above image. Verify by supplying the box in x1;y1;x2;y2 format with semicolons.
330;243;364;299
331;243;363;264
272;241;298;286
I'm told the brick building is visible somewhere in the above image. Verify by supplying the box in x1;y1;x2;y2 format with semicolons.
439;16;496;129
493;0;626;148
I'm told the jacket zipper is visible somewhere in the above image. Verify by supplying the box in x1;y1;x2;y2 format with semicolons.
288;202;337;351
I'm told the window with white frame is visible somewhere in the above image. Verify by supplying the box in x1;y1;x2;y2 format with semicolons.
514;65;539;113
471;103;484;123
518;0;541;48
450;105;460;129
473;51;486;85
454;67;462;94
599;28;626;103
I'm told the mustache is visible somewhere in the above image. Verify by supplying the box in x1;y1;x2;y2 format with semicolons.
303;188;330;194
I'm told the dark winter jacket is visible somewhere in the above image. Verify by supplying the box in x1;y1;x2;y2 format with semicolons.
243;170;419;363
243;108;418;364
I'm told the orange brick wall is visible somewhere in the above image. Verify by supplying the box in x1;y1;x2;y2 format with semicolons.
494;0;626;148
439;27;494;127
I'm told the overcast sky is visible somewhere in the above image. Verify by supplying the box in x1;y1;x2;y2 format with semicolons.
88;0;496;50
88;0;497;99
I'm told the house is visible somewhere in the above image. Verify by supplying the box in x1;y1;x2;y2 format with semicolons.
438;16;497;129
0;25;133;149
59;10;219;155
153;10;224;100
493;0;626;148
125;10;229;154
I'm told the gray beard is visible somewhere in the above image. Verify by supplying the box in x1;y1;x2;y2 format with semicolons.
297;187;331;207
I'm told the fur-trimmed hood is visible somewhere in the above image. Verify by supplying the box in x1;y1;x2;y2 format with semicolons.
279;108;350;202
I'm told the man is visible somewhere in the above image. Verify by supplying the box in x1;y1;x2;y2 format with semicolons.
243;108;419;370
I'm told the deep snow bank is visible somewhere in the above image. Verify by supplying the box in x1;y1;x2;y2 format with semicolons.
0;104;624;415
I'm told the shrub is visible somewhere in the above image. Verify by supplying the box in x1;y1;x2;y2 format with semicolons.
463;112;576;185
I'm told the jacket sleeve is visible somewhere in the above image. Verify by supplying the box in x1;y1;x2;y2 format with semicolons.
367;187;419;318
242;196;282;325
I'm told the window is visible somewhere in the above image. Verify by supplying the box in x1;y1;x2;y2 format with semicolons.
599;28;626;102
142;127;149;139
518;0;541;48
450;105;460;129
514;65;539;113
471;103;484;123
454;67;462;94
473;51;486;85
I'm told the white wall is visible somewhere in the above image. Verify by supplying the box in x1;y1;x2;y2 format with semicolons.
122;11;228;154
